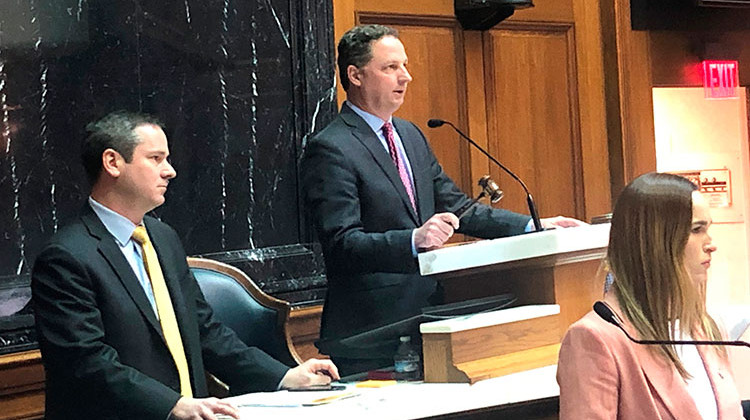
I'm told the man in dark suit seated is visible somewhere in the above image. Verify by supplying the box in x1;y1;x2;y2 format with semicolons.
32;111;339;420
301;24;583;375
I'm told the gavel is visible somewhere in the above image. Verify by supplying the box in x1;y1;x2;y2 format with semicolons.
454;175;503;219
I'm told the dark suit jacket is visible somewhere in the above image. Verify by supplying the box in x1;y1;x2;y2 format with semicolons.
301;104;530;359
32;206;289;420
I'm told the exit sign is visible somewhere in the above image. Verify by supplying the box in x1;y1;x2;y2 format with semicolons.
702;60;739;99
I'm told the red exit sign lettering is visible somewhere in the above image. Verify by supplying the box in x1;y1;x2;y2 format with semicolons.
702;60;739;99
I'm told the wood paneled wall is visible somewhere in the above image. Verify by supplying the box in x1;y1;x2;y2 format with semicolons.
600;0;658;197
483;21;583;217
333;0;613;222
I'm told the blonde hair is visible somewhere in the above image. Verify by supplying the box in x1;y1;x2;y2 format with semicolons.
608;172;723;377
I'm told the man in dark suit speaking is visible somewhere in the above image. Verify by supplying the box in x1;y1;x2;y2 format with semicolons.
32;112;339;420
301;24;583;375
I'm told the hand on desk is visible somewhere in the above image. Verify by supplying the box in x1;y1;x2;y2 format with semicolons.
415;213;460;251
170;397;240;420
540;216;587;230
280;358;340;389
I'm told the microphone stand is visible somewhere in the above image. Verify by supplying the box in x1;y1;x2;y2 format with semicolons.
428;119;543;231
594;300;750;418
593;301;750;348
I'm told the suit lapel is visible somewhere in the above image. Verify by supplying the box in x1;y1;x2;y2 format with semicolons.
605;298;702;419
341;105;419;223
81;208;164;338
633;342;702;419
84;207;201;391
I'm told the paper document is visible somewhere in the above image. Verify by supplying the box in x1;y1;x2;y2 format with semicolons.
222;389;359;408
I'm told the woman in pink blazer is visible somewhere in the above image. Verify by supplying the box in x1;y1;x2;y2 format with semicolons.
557;172;743;420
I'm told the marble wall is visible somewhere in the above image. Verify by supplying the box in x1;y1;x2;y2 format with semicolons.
0;0;336;275
0;0;337;347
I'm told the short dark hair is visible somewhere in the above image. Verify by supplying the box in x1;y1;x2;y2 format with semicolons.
81;111;163;184
337;24;399;91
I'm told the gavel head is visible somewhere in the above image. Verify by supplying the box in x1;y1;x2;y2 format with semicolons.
478;175;504;203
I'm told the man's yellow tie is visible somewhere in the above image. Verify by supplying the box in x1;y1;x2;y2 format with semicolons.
132;226;193;397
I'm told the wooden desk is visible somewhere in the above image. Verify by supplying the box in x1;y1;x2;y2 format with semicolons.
0;303;325;420
224;365;560;419
0;352;559;420
0;350;45;420
418;224;610;332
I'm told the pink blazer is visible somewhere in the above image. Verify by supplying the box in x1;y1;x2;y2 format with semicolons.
557;298;743;420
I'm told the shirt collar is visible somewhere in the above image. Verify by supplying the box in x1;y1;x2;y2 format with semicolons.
88;197;140;247
345;101;393;134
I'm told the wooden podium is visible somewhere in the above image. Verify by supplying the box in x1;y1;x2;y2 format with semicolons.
420;305;563;383
417;224;610;383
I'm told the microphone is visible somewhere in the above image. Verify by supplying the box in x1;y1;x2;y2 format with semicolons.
593;301;750;348
427;119;445;128
428;118;543;231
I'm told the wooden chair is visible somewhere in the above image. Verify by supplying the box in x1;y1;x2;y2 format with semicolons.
187;257;302;379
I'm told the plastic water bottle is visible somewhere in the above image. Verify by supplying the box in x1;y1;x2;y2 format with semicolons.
394;336;420;381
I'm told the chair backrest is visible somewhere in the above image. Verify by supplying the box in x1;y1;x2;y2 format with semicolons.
187;257;301;367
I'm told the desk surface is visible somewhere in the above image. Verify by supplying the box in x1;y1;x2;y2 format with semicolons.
417;223;610;276
223;365;560;419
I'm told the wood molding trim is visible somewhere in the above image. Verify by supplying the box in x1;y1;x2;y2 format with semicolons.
357;12;457;28
601;0;657;198
562;22;586;219
465;30;492;197
495;19;575;32
333;0;355;107
353;0;453;17
571;0;612;219
0;350;45;420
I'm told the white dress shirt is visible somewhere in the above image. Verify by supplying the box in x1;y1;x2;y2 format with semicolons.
88;197;158;317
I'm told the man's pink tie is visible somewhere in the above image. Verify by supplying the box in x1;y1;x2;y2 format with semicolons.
382;121;417;213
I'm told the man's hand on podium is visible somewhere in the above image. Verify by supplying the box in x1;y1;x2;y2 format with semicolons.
540;215;587;230
414;213;460;251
